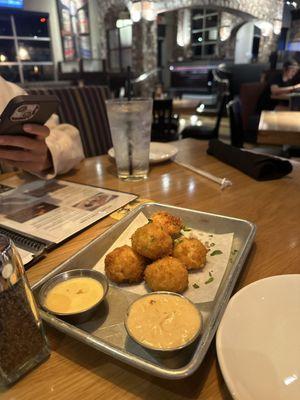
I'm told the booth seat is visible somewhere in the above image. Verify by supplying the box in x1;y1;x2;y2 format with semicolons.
27;85;112;157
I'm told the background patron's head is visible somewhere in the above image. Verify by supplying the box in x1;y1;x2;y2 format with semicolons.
283;60;299;81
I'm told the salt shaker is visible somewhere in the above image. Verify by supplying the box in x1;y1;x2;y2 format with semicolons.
0;235;50;385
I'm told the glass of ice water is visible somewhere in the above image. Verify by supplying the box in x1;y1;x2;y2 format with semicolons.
106;98;153;181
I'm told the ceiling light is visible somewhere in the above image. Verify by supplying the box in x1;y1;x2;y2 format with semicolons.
130;1;157;22
18;47;30;61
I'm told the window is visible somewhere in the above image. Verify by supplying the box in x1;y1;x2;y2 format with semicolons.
56;0;92;61
191;8;219;58
107;21;132;72
0;39;16;61
0;11;54;83
0;15;13;35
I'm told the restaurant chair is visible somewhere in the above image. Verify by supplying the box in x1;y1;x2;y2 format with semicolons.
27;85;112;157
226;98;246;147
290;93;300;111
239;82;265;133
57;59;109;87
227;98;284;156
217;62;268;98
151;99;179;142
285;93;300;157
180;93;227;141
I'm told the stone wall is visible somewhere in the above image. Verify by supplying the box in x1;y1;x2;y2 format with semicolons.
95;0;285;78
157;0;283;22
95;0;128;59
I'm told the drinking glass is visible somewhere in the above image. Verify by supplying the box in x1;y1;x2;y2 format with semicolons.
106;98;153;181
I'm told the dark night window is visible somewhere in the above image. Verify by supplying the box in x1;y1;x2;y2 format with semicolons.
0;39;16;61
0;10;53;83
191;8;219;58
14;14;49;37
0;15;13;36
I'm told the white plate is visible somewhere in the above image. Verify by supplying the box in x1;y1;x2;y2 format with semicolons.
216;275;300;400
108;142;178;164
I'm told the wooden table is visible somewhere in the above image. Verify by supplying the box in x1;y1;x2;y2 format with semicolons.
1;139;300;400
258;110;300;145
173;99;200;114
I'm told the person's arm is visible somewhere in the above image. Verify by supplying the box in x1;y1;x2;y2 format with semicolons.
0;124;52;174
271;82;300;96
0;77;84;178
0;114;84;179
42;113;85;179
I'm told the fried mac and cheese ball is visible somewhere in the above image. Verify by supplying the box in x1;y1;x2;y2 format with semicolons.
151;211;183;236
144;256;188;293
173;237;207;270
105;245;146;284
131;223;173;260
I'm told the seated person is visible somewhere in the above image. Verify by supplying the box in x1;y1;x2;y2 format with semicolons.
256;60;300;112
0;76;84;178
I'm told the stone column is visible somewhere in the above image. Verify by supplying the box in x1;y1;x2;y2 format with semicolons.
258;32;278;64
219;12;245;60
132;19;158;97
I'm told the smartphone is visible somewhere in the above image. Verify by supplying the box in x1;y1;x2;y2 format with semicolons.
0;95;60;135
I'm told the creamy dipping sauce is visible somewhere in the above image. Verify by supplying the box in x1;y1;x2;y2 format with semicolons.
44;277;104;314
126;294;201;350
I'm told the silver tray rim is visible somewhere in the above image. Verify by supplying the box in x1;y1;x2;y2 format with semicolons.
32;202;256;380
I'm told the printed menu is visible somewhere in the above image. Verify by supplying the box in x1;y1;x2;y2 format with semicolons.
0;178;137;267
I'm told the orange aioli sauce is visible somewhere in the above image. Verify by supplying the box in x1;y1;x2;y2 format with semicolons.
45;277;103;314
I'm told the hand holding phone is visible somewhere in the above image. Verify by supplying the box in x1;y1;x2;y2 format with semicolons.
0;95;58;174
0;95;59;135
0;123;52;174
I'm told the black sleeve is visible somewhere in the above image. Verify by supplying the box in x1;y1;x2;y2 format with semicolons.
268;72;283;86
291;71;300;85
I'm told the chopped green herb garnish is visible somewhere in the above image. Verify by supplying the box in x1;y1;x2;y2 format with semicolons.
210;242;215;247
193;283;200;289
174;238;183;245
210;250;223;256
205;277;214;284
182;226;192;232
209;271;213;277
209;234;213;237
148;218;153;223
233;249;238;254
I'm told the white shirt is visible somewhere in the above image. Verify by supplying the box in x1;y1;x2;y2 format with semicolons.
0;76;84;179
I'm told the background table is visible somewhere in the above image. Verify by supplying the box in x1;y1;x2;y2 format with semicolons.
1;139;299;400
258;110;300;145
172;99;200;115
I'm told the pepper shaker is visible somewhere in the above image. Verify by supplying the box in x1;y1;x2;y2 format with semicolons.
0;235;50;385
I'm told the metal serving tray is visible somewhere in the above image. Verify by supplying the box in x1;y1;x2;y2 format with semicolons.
32;203;256;380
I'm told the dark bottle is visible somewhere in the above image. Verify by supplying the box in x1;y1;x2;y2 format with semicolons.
0;235;50;385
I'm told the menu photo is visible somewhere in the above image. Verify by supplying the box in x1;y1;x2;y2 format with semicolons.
0;178;137;265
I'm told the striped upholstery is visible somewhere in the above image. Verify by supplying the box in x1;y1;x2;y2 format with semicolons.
27;86;112;157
